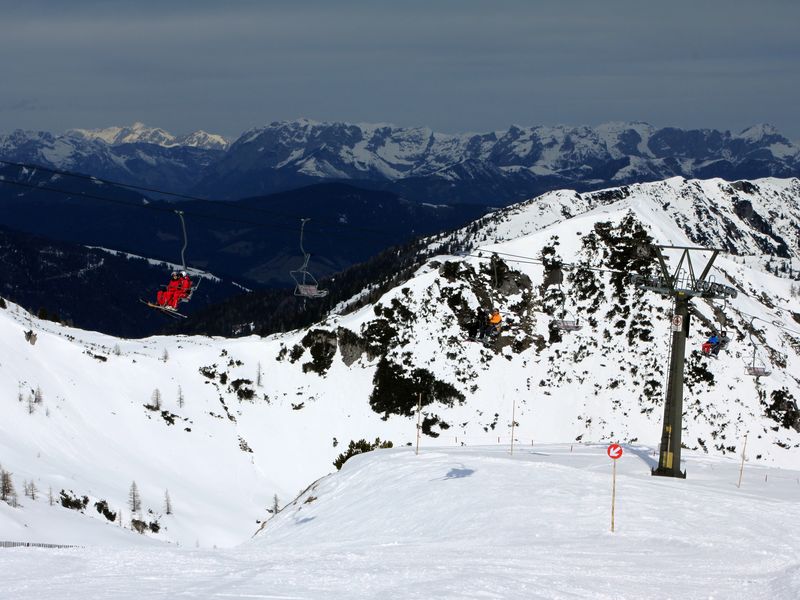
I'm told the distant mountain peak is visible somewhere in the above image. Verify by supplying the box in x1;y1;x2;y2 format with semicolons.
66;123;230;150
736;123;785;142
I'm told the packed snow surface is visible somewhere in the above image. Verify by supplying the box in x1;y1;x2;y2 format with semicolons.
1;445;799;599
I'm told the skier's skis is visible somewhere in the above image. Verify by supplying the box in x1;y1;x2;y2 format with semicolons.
140;300;188;319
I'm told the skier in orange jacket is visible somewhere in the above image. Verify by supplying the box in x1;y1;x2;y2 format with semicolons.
480;308;502;340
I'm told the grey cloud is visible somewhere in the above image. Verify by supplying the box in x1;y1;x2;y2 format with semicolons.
0;0;798;138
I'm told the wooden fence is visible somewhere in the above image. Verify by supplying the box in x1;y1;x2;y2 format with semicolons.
0;541;80;549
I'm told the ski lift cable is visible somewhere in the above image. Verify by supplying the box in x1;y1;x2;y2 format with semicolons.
464;252;629;276
736;309;800;338
0;158;406;239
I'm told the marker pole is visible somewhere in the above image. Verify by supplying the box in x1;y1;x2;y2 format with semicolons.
415;392;422;456
611;459;617;533
510;399;516;456
737;433;748;488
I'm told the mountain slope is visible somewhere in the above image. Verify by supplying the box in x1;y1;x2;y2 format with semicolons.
183;176;800;337
1;176;799;553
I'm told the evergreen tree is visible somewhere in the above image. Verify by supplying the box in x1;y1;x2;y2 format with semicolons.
23;480;38;501
164;489;172;515
1;469;15;503
271;493;279;516
151;389;162;410
177;386;184;409
129;481;141;513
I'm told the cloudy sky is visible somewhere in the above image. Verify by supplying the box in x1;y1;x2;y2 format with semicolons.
1;0;798;139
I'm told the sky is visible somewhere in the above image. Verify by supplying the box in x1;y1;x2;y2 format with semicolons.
0;0;798;140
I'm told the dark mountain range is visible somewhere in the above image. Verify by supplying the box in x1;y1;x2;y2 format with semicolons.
0;165;489;335
0;225;244;338
2;120;797;206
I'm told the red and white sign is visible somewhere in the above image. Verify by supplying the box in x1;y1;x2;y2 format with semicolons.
607;443;623;460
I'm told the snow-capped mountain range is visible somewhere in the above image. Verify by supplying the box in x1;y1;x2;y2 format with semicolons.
68;122;230;151
1;176;798;551
1;119;798;203
224;119;799;181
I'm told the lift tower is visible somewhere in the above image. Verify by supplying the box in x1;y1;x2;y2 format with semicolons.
632;245;737;478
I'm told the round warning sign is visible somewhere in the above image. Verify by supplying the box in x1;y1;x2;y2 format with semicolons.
607;443;623;460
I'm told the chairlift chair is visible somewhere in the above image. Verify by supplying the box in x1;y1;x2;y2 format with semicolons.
745;346;771;377
553;314;583;332
745;363;771;378
290;218;329;299
545;267;582;332
744;317;772;378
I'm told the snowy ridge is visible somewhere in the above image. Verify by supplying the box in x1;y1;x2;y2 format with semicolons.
226;119;800;182
1;176;799;552
2;119;798;203
84;246;223;283
67;122;230;151
449;176;800;261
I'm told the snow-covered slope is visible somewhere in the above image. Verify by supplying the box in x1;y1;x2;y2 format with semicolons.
2;445;799;599
1;176;799;550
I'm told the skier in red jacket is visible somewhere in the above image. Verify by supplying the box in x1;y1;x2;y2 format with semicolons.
156;272;182;309
172;271;193;307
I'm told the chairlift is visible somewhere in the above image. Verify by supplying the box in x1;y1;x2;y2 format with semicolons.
141;210;199;317
544;266;583;332
290;218;328;299
744;317;772;378
553;314;583;332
